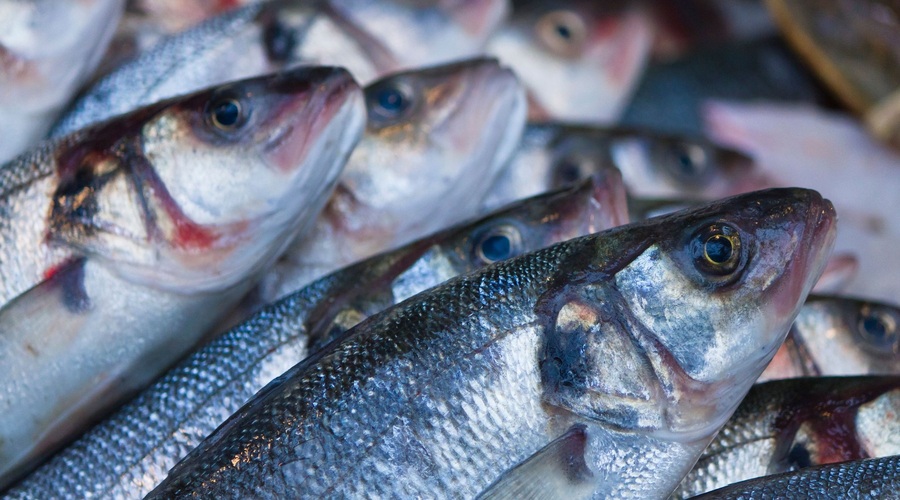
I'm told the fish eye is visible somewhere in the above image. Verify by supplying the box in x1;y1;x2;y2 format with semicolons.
536;10;587;56
689;223;744;278
664;143;711;186
366;82;413;123
206;96;248;132
857;306;898;350
552;157;585;186
473;225;522;265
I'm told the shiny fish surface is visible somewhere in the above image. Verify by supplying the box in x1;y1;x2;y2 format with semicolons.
51;0;505;137
148;188;835;499
675;376;900;498
264;58;527;302
0;0;124;163
692;455;900;499
0;67;366;489
6;175;628;499
486;0;653;122
483;123;761;211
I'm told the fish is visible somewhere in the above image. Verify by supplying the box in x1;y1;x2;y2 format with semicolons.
674;376;900;498
146;187;835;498
6;174;629;498
693;455;900;499
51;0;507;137
486;0;654;122
759;295;900;381
704;99;900;305
482;123;762;211
767;0;900;147
0;0;125;163
0;67;366;489
262;57;527;302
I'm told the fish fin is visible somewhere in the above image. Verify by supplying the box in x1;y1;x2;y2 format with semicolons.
476;424;595;500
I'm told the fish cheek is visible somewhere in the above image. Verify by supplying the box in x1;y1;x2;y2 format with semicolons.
538;286;663;431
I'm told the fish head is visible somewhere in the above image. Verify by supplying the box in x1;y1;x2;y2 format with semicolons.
607;130;767;199
328;0;508;71
793;296;900;376
330;58;525;247
49;67;366;292
486;0;653;122
541;188;836;445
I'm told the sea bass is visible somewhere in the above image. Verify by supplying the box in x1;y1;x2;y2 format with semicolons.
691;455;900;499
0;67;365;488
148;188;835;498
486;0;654;122
51;0;506;137
704;100;900;304
6;175;628;499
675;376;900;498
264;57;527;302
483;123;761;211
0;0;124;163
760;295;900;381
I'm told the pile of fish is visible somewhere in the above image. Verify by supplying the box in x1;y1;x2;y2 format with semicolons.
0;0;897;498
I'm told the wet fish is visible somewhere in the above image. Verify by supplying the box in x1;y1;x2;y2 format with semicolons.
0;67;366;489
0;0;125;163
675;376;900;498
147;188;835;498
263;58;527;302
760;295;900;381
486;0;654;122
767;0;900;146
483;123;761;211
704;99;900;304
6;175;628;499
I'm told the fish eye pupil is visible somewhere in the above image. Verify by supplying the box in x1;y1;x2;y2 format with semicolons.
704;235;733;264
212;99;241;128
677;150;697;175
862;313;889;339
480;234;511;262
556;23;572;40
377;88;405;113
556;159;582;184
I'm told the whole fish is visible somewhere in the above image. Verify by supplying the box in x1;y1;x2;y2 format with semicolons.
483;123;762;211
264;57;527;302
704;100;900;304
675;376;900;498
760;295;900;381
7;174;629;499
692;455;900;499
0;67;366;489
148;187;835;498
0;0;125;163
486;0;654;122
51;0;506;137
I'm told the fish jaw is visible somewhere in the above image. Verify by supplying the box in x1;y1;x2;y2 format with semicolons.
486;1;654;122
49;67;365;294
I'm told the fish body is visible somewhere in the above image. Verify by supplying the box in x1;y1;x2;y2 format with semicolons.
0;0;125;163
486;0;654;122
692;455;900;499
483;123;759;211
52;0;506;137
148;188;835;498
264;58;527;301
0;67;366;488
7;175;629;498
675;376;900;498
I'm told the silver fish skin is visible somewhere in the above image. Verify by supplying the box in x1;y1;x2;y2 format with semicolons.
674;376;900;498
690;455;900;500
0;0;124;163
759;295;900;381
265;57;527;301
486;0;654;122
51;0;506;137
147;188;835;499
6;175;628;499
483;123;762;211
0;67;366;489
